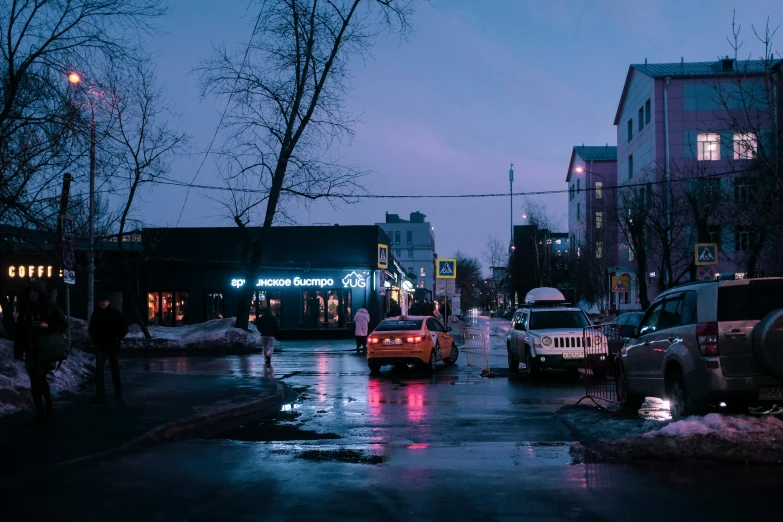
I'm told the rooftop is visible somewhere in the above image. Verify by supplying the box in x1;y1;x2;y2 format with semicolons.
631;58;781;79
572;145;617;162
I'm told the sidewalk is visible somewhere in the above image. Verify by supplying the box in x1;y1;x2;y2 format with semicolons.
0;371;284;483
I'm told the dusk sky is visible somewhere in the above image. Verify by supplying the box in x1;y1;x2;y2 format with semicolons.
141;0;783;271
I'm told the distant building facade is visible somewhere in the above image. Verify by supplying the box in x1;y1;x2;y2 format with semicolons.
377;211;436;295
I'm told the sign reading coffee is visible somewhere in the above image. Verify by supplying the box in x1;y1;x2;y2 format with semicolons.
7;265;58;278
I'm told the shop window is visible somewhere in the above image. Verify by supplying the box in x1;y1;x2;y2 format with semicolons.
175;292;188;325
250;290;281;324
147;291;187;326
302;290;348;328
206;292;224;320
343;292;352;325
147;292;160;325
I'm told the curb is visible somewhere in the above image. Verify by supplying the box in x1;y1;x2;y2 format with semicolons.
2;381;286;485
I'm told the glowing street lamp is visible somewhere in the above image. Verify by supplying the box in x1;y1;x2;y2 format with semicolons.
68;72;81;84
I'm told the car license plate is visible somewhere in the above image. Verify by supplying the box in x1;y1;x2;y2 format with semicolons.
382;339;403;346
562;352;583;359
758;386;783;401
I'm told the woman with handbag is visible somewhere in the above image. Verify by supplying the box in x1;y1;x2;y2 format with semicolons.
13;279;68;425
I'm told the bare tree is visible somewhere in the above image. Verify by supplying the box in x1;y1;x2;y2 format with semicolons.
482;235;508;272
0;0;167;230
197;0;417;329
96;58;188;337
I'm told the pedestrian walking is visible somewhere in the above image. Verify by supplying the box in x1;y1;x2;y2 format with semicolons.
353;307;370;352
409;299;422;315
255;308;279;365
13;279;68;425
89;294;128;404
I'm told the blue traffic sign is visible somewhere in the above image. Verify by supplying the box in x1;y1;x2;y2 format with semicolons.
437;258;457;279
695;243;718;266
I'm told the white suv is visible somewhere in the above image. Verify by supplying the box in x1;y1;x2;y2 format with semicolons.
507;305;593;377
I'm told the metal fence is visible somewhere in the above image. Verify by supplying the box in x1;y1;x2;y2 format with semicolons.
462;327;490;373
578;323;623;405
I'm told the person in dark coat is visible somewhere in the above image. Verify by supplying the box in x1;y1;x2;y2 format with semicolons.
388;299;402;318
409;299;422;315
89;294;128;404
255;308;279;366
14;279;67;425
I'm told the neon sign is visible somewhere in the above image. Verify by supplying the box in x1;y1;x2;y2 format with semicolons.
231;271;369;289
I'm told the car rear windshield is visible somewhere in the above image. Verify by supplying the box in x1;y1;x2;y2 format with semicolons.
718;280;783;322
374;320;424;332
529;311;589;330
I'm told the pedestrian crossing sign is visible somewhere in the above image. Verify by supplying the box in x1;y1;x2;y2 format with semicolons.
611;275;629;293
695;243;718;266
378;244;388;269
437;258;457;279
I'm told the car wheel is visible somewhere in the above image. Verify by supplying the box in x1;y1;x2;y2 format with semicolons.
508;346;520;371
368;363;381;375
445;343;458;365
616;362;643;413
425;349;437;373
524;348;539;379
666;369;698;420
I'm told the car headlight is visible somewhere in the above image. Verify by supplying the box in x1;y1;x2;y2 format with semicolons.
541;336;552;346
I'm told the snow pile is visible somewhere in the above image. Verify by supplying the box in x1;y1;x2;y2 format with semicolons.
562;405;783;464
123;317;262;353
0;337;95;417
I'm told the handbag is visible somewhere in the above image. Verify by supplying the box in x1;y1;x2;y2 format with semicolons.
37;332;68;363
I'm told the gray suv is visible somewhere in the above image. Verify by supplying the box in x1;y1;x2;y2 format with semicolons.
617;278;783;419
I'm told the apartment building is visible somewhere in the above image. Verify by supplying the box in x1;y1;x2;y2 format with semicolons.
377;211;436;294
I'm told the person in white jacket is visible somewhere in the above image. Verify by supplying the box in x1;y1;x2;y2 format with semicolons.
353;308;371;352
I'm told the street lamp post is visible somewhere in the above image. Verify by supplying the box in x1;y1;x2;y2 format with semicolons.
68;72;97;321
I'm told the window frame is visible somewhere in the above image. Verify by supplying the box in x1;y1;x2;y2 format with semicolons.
733;132;758;160
595;181;603;199
697;133;721;161
628;154;633;179
595;211;603;230
627;119;633;142
645;99;651;124
638;107;644;131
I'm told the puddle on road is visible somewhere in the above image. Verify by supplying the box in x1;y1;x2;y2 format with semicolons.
214;408;342;442
294;448;388;465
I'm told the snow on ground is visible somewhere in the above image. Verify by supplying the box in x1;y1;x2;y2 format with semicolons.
561;403;783;465
123;318;262;352
0;319;95;416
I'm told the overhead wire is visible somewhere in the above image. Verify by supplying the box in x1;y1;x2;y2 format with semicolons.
151;167;758;199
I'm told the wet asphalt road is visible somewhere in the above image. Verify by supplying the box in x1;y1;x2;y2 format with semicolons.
5;316;783;521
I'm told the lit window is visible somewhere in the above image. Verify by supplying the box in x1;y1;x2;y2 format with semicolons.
595;181;603;199
596;242;603;258
419;281;425;288
595;212;603;229
420;267;425;277
555;239;562;245
697;133;721;161
734;132;758;159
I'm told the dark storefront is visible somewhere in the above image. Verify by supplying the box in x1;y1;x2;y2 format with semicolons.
126;225;403;339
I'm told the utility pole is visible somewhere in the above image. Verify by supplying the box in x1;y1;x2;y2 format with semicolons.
87;107;96;322
509;164;515;248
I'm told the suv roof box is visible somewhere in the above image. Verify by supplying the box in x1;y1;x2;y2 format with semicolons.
524;287;566;305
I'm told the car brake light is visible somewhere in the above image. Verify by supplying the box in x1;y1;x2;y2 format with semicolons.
406;336;423;344
369;337;379;344
696;322;719;356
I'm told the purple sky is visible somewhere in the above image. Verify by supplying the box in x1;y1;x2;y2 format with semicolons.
140;0;783;272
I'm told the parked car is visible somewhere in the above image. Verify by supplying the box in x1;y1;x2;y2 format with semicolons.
612;311;645;342
501;309;514;320
616;277;783;419
507;287;606;377
367;316;458;374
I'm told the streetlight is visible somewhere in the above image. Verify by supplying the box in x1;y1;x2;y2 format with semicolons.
68;71;97;322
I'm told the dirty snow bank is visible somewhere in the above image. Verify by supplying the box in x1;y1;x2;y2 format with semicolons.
561;404;783;464
0;320;95;416
123;318;262;352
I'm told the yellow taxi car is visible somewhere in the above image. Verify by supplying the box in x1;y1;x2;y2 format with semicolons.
367;316;458;374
